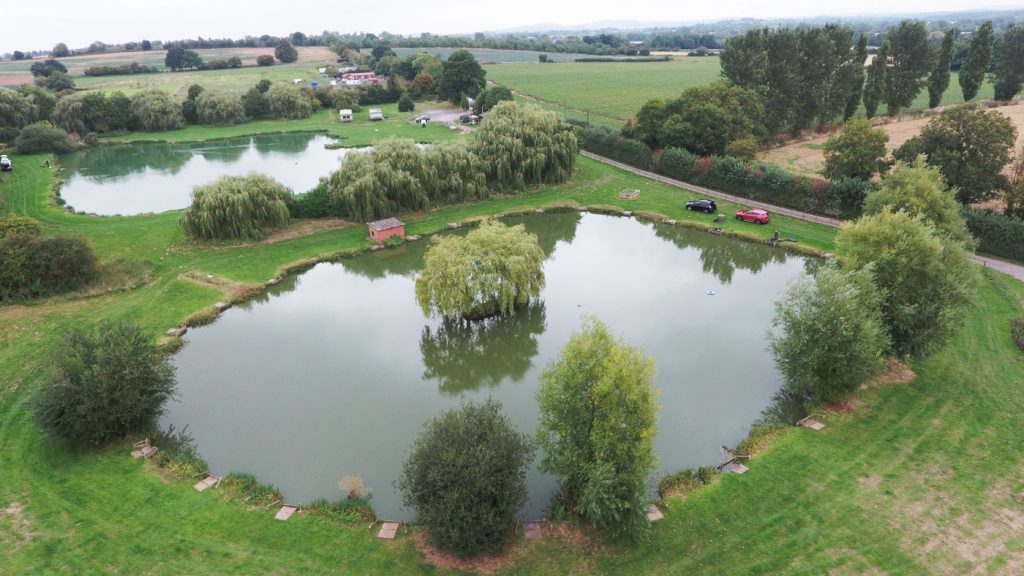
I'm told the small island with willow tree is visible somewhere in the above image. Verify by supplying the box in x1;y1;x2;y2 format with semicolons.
415;220;545;321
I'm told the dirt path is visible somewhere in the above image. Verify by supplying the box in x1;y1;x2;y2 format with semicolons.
581;150;1024;282
759;102;1024;177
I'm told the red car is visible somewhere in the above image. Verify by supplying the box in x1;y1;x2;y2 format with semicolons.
735;209;771;224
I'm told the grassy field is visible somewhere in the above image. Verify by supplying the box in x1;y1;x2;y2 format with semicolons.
388;47;587;63
98;104;462;147
486;58;997;127
485;58;722;126
1;127;1022;573
0;47;338;95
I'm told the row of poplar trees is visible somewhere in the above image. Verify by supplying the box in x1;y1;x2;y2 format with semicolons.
721;20;1024;134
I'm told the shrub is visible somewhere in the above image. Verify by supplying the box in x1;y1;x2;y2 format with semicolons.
536;317;658;541
415;220;545;320
0;214;42;239
130;90;185;132
399;399;534;557
219;473;283;506
863;156;974;247
180;174;292;241
576;125;653;169
397;92;414;112
658;467;717;498
257;55;274;66
725;137;759;161
30;321;177;446
195;91;246;125
14;121;74;154
962;208;1024;262
0;235;99;301
286;181;340;218
769;264;889;402
823;117;889;180
1011;317;1024;352
83;62;159;76
473;102;577;191
265;84;312;119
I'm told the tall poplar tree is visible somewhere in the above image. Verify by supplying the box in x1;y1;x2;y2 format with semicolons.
864;40;889;117
960;21;994;101
885;20;932;116
928;29;956;108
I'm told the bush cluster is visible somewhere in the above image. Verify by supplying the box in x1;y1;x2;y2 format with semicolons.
399;399;534;557
1012;317;1024;352
84;62;159;76
962;208;1024;262
576;125;872;219
0;234;99;301
14;121;74;153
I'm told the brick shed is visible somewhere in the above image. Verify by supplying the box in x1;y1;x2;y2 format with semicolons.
367;217;405;243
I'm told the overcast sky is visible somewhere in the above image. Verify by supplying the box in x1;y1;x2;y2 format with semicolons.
5;1;1024;53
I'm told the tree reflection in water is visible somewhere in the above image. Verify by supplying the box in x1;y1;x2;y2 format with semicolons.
654;223;788;284
420;302;547;395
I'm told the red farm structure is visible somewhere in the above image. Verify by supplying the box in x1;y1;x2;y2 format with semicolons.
367;217;405;243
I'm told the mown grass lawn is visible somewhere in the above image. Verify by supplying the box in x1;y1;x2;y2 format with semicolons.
1;139;1022;574
97;104;462;148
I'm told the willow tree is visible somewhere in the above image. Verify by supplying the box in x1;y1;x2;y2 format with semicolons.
265;83;311;119
472;102;577;191
196;91;246;125
415;220;545;320
130;90;185;132
0;88;39;135
327;138;485;222
180;174;291;240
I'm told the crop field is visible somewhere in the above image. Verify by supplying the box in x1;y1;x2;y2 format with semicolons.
485;58;722;125
0;47;338;95
388;47;588;63
488;59;996;127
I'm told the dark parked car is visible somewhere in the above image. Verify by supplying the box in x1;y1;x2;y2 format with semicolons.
685;199;717;213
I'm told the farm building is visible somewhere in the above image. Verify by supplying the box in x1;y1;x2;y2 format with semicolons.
367;218;405;243
339;109;353;122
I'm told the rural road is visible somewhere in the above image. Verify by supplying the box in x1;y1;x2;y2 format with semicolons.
581;150;1024;283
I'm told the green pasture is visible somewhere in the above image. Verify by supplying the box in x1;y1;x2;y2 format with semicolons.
98;104;462;147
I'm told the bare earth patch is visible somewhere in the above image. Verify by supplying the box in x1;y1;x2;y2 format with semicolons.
862;359;917;390
413;522;601;574
896;480;1024;574
412;531;532;574
759;102;1024;177
0;501;41;553
263;218;354;244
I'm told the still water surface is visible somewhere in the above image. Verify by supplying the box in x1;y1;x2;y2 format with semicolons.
164;213;808;520
59;133;348;215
